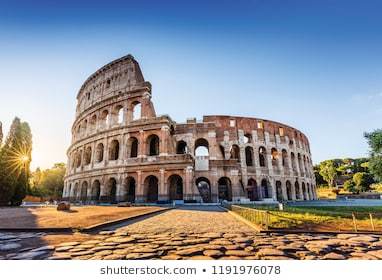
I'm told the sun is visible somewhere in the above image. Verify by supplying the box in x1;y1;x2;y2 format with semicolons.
3;144;31;174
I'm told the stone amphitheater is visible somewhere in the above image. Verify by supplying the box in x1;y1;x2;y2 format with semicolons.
62;54;317;204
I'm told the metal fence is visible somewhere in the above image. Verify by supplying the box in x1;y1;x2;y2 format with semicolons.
224;204;270;230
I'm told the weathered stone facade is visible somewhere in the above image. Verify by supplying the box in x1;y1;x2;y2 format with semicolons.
63;54;317;204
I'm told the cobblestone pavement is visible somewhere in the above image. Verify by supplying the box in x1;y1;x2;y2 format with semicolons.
1;206;382;260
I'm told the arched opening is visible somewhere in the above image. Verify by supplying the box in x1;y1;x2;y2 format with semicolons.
90;114;97;131
243;133;252;144
302;182;307;200
100;110;109;128
128;137;139;158
247;178;258;201
261;179;271;199
276;181;283;202
108;178;117;203
219;145;225;159
230;145;240;161
82;120;88;135
84;146;92;165
133;102;141;120
307;183;311;200
295;181;301;199
271;148;279;167
298;153;303;174
116;105;124;124
67;184;72;199
218;177;232;202
124;177;136;203
73;183;79;201
168;175;183;201
196;177;211;203
195;138;209;156
147;134;160;156
95;143;104;162
76;150;82;168
286;181;292;200
176;140;187;154
80;181;88;201
259;147;267;167
245;146;254;166
282;149;288;167
91;180;101;201
291;152;297;171
144;176;158;203
109;140;120;160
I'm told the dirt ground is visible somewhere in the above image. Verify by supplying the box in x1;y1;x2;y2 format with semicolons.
0;206;163;229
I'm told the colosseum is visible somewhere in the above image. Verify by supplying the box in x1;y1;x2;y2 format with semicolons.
62;54;317;204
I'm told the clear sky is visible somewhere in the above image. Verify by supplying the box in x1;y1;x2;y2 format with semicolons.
0;0;381;170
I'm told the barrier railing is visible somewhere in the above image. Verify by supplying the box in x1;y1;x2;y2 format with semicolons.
223;203;270;230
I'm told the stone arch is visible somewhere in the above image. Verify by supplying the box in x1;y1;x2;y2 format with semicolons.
230;145;240;161
244;133;252;144
147;134;160;156
295;181;301;199
195;138;209;156
286;181;292;200
127;137;139;158
91;180;101;201
307;183;311;200
261;179;271;199
95;143;104;162
302;182;307;200
132;102;142;120
114;104;124;124
282;149;288;167
100;109;109;128
107;177;117;203
245;146;254;166
247;178;258;201
109;139;120;160
176;140;187;154
144;175;159;203
218;177;232;202
90;114;97;131
84;146;92;165
196;177;211;203
276;181;283;201
259;147;267;167
124;176;136;203
168;174;183;201
72;182;79;201
80;181;88;201
291;152;297;171
271;148;279;167
76;150;82;168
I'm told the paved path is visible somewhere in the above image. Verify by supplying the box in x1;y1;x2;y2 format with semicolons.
1;206;382;260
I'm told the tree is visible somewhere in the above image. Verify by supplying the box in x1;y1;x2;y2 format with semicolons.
314;165;325;185
343;179;357;194
319;160;338;187
0;117;32;206
31;163;66;199
353;172;374;192
365;129;382;182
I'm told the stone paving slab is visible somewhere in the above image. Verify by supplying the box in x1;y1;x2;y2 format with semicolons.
1;206;382;260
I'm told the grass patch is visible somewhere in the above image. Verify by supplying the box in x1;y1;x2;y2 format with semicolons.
237;205;382;231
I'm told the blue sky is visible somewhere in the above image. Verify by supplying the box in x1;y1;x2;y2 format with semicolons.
0;0;381;169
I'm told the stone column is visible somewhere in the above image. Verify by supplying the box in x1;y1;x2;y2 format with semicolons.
159;169;167;201
136;171;144;202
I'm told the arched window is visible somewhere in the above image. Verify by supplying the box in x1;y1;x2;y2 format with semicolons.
196;177;211;203
218;177;232;202
286;181;292;200
230;145;240;161
195;138;209;157
147;134;160;156
291;152;297;171
176;140;187;154
259;147;267;167
133;102;141;120
128;137;139;158
271;148;278;166
245;146;254;166
96;143;104;162
168;175;183;201
261;179;271;198
282;149;288;167
84;146;92;165
76;150;82;168
100;110;109;128
243;134;252;144
115;105;124;124
109;140;120;160
90;114;97;131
